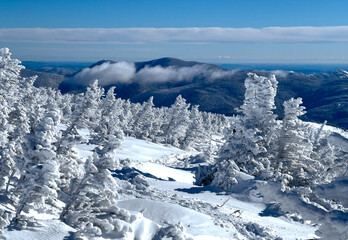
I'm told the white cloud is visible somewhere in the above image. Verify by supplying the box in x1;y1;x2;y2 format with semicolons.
2;26;348;43
74;62;237;86
218;56;231;59
270;70;290;78
74;61;136;86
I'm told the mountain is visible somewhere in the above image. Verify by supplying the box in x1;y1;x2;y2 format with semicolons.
21;61;93;89
23;58;348;129
21;69;65;89
134;57;221;70
305;71;348;128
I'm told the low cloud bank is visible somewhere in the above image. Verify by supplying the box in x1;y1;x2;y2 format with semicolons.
73;62;237;86
2;26;348;43
74;61;136;86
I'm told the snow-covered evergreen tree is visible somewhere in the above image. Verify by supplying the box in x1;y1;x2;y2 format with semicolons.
0;97;11;190
61;134;133;239
0;96;10;148
119;99;134;136
74;80;104;140
96;86;124;142
56;125;85;196
276;98;314;190
238;73;279;157
132;96;156;139
14;109;63;224
0;47;23;106
182;105;207;150
0;48;31;198
276;98;347;192
164;95;191;148
211;73;279;189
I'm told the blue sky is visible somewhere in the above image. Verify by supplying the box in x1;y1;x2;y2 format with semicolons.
1;0;348;62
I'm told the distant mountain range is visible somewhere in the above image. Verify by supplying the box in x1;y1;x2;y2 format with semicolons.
22;58;348;129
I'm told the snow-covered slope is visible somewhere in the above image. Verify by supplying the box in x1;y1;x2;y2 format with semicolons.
2;133;321;240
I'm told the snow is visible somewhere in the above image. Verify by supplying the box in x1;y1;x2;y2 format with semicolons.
114;136;317;239
147;179;317;240
135;162;195;184
2;220;75;240
129;215;160;240
75;136;196;184
306;122;348;151
71;135;319;239
339;70;348;78
5;126;345;239
118;199;232;240
307;122;348;141
76;142;95;158
117;137;182;162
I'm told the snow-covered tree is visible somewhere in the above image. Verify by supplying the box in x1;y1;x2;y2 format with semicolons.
0;97;12;190
61;134;132;239
14;75;46;131
74;80;104;140
305;122;347;184
14;109;63;224
276;98;347;192
119;99;134;136
0;96;10;147
276;98;314;190
95;87;124;142
182;105;207;150
211;73;279;189
148;107;165;142
163;95;191;148
0;48;32;198
132;96;156;139
56;125;85;195
238;73;279;156
0;47;23;106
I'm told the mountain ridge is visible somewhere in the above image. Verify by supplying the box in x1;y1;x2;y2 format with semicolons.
22;57;348;129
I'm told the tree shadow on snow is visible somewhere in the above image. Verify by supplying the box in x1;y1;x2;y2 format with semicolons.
259;203;284;218
175;185;228;195
112;167;164;181
63;232;76;240
171;166;198;172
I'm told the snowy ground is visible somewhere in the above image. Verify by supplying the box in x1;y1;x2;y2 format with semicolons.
307;122;348;151
4;124;348;239
113;137;318;240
